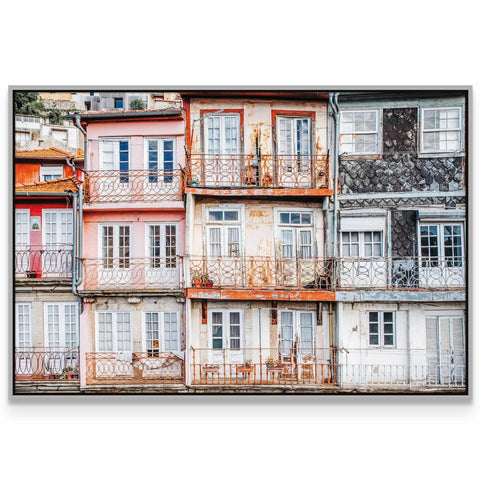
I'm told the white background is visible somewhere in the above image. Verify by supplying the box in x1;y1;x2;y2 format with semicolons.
1;1;477;479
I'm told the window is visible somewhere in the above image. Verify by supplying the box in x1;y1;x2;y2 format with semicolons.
101;224;130;268
146;138;175;182
144;312;180;355
420;223;464;267
205;115;240;154
40;165;63;181
101;139;129;182
44;303;78;348
342;231;383;257
340;110;379;154
280;311;315;355
15;303;32;348
51;129;68;144
368;312;395;346
114;97;124;109
277;210;314;259
277;116;311;155
15;210;30;247
148;223;177;268
421;107;462;153
43;210;73;246
16;131;30;146
207;207;241;257
96;312;132;356
211;310;241;350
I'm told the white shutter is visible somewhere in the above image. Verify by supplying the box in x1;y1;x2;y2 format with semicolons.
16;210;30;246
341;216;386;231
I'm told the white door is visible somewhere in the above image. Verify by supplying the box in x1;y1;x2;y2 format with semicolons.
15;210;30;276
44;303;79;374
426;315;465;385
279;311;315;360
100;139;131;200
207;224;241;286
15;303;32;376
204;115;241;186
42;210;73;277
279;227;314;287
99;225;131;287
146;224;179;287
276;116;312;187
209;310;243;365
420;224;465;288
96;312;133;377
145;138;176;198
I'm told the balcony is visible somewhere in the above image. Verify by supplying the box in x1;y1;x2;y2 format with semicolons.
15;347;79;381
15;245;73;280
185;154;331;196
80;256;183;292
336;256;466;290
84;169;183;204
85;352;184;385
191;347;339;387
187;256;334;301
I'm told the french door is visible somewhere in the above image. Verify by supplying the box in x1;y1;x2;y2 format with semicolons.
100;139;131;199
279;311;315;360
426;315;465;385
99;224;131;286
15;303;32;375
96;312;132;363
209;310;243;364
276;116;312;187
146;224;178;287
15;210;30;276
42;210;73;277
207;224;241;286
204;115;241;186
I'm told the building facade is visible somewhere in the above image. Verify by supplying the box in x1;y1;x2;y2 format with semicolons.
13;90;468;394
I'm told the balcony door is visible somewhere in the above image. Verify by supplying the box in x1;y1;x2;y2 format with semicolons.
419;224;465;288
44;302;79;374
276;116;312;187
100;139;131;200
145;138;176;198
15;210;30;276
209;310;243;365
146;224;179;287
277;211;314;288
99;224;131;287
15;303;32;376
96;312;132;363
42;210;73;277
204;115;241;187
426;315;465;385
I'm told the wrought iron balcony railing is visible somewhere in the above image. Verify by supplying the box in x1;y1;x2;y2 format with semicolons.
80;256;183;291
335;256;466;290
84;169;183;203
191;347;339;386
85;352;184;385
15;245;73;279
15;347;79;381
189;256;333;290
185;154;329;189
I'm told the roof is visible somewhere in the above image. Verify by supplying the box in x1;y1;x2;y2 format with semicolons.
15;176;81;194
69;109;183;122
15;146;84;160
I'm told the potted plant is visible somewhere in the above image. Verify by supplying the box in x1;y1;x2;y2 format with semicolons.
190;176;200;187
62;365;79;380
192;273;213;288
265;357;283;373
236;359;254;374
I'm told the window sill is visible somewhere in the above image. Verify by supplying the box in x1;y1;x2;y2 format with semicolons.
339;154;382;160
417;152;465;159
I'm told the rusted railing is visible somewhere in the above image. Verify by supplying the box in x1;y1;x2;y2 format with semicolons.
336;256;466;289
80;256;183;291
86;352;184;384
84;169;183;203
186;154;329;189
15;347;79;381
189;256;333;290
15;245;73;279
339;348;466;388
191;347;339;386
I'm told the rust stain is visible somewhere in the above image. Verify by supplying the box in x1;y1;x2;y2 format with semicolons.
185;288;335;302
184;187;333;197
249;210;267;218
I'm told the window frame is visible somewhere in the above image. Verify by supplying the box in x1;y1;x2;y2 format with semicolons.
113;97;124;109
279;309;316;355
207;309;244;350
143;137;176;183
98;223;131;269
42;209;73;247
40;165;64;181
341;230;384;258
145;222;178;268
420;106;463;154
275;115;313;156
95;311;132;353
15;302;32;348
205;205;243;257
201;111;242;155
43;302;79;349
100;137;130;173
418;221;465;266
368;311;396;347
339;109;381;155
142;311;181;355
275;208;316;259
15;209;30;247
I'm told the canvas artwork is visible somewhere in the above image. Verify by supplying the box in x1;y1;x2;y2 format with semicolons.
12;89;468;395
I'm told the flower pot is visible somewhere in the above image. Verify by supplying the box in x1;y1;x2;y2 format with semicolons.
203;365;220;374
237;366;254;374
193;279;202;288
66;374;72;380
203;282;213;288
